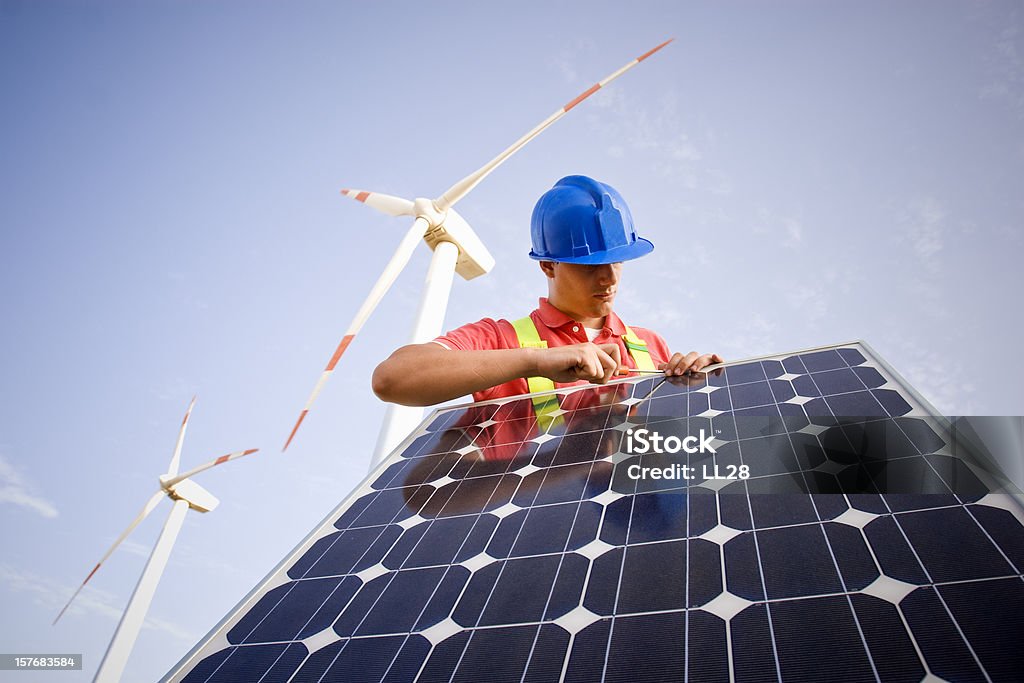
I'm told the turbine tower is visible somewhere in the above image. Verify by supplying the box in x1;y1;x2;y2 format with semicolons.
283;39;675;465
54;397;258;683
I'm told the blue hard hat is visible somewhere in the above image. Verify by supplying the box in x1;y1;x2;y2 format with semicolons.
529;175;654;264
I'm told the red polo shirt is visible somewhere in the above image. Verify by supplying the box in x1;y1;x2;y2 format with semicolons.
433;297;672;403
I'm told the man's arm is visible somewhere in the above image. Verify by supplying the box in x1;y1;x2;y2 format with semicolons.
372;342;626;407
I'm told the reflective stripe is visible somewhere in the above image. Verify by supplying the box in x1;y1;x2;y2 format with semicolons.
511;317;556;395
513;316;656;375
512;316;561;430
623;326;656;371
511;316;655;430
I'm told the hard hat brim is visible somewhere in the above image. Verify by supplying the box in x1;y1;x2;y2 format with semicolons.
528;237;654;265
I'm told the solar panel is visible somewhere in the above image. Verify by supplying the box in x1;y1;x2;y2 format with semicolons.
164;341;1024;682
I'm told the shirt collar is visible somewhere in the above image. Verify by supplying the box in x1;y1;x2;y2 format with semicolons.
535;297;627;336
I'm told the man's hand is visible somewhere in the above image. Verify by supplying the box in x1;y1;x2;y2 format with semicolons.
534;342;626;385
660;351;724;376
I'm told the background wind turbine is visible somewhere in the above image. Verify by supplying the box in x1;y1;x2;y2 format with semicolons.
284;39;674;464
54;397;258;683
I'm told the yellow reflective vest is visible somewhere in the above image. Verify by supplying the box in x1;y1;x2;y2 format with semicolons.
511;315;656;428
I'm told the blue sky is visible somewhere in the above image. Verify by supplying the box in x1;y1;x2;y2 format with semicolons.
1;1;1022;680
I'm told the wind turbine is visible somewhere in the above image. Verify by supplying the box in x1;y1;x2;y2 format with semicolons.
283;39;674;464
54;397;258;683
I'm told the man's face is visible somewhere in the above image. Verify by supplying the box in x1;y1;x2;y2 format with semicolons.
542;261;623;321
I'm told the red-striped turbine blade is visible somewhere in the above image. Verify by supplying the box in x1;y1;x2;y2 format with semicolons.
166;396;196;478
340;189;415;217
434;39;673;212
53;490;165;625
283;216;429;451
162;448;259;488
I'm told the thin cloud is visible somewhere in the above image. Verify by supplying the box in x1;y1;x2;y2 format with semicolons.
900;196;946;271
619;297;684;331
170;545;250;583
717;314;779;359
658;246;710;270
997;223;1023;244
785;283;829;321
552;55;577;84
754;207;803;248
892;346;977;415
143;614;196;643
0;562;196;642
0;453;58;518
698;168;728;196
118;539;153;559
904;276;952;322
669;135;702;162
783;218;803;246
154;377;195;403
554;53;722;191
978;12;1024;116
891;198;955;323
775;264;858;329
549;39;596;86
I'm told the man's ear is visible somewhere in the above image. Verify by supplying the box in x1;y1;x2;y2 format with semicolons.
539;261;556;279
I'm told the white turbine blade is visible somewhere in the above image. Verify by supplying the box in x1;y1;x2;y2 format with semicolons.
166;396;196;478
435;39;673;212
53;490;165;625
162;448;259;488
340;188;415;217
284;215;430;451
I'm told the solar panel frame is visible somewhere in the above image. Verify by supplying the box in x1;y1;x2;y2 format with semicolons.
163;340;1024;683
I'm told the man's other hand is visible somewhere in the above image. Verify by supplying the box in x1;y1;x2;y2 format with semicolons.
534;342;625;385
660;351;724;376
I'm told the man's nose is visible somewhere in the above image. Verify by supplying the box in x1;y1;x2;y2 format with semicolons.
595;264;619;286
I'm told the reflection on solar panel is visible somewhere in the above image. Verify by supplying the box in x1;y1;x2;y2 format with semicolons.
164;342;1024;682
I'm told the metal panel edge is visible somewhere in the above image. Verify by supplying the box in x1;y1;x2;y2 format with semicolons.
858;340;1024;511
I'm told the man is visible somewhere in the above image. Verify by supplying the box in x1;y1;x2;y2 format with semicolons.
372;175;722;407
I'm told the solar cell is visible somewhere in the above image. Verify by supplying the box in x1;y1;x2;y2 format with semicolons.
164;342;1024;682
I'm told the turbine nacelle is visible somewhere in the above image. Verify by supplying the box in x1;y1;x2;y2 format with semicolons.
412;197;494;280
159;475;219;513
